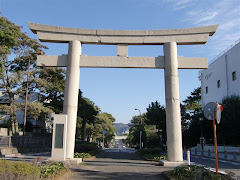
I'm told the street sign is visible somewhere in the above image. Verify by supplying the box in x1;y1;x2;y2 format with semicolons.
216;104;223;124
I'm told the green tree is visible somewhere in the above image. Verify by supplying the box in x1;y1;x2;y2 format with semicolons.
218;95;240;145
77;90;98;141
180;87;215;147
181;87;203;147
127;125;146;148
93;113;115;147
146;101;166;146
126;114;147;148
0;17;47;134
35;67;65;113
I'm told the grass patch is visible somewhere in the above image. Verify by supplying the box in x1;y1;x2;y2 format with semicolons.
167;165;234;180
0;160;66;180
0;160;40;180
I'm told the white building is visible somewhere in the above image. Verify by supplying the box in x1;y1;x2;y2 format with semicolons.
200;39;240;107
0;91;52;133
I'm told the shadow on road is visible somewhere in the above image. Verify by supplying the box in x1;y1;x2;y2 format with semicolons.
97;151;144;160
71;168;167;180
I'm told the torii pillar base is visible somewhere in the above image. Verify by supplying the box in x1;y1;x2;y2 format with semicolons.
159;160;187;167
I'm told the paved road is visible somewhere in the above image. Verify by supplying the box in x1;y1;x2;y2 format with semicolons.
70;150;171;180
188;155;240;179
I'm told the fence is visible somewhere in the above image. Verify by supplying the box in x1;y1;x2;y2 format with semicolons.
0;135;52;153
188;149;240;162
0;136;11;147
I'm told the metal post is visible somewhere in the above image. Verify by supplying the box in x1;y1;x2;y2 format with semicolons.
213;115;219;175
140;131;142;149
187;149;191;166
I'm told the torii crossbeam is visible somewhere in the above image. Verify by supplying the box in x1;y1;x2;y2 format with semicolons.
29;22;217;165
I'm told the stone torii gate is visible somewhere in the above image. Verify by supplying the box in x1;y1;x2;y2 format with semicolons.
28;22;217;165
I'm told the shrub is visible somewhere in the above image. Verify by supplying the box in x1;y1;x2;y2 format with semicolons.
137;148;166;161
74;152;92;158
169;165;232;180
39;162;65;179
137;148;163;155
75;142;99;153
0;160;40;180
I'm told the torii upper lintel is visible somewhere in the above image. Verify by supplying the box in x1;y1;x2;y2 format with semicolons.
28;22;218;45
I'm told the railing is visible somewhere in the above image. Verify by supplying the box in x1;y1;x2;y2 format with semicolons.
198;38;240;80
0;136;52;148
209;38;240;65
187;149;240;162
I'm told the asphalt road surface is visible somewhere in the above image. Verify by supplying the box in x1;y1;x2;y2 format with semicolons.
70;149;172;180
188;155;240;179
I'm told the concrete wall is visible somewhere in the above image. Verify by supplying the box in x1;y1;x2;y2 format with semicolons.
201;41;240;107
0;128;8;136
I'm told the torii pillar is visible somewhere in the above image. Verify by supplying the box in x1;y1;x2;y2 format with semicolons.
28;22;218;164
62;40;81;159
164;42;182;162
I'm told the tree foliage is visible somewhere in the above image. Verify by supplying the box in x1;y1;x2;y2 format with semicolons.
0;16;49;134
76;90;116;147
181;87;206;147
93;113;115;147
36;67;65;113
77;90;98;141
127;105;166;149
218;95;240;145
146;101;166;146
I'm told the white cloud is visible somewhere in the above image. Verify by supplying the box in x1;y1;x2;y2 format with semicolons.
172;0;193;10
188;11;219;25
175;0;240;58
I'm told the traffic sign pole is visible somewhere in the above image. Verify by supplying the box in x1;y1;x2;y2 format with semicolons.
213;115;219;175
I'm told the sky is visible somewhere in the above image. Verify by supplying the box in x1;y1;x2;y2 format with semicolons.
1;0;240;124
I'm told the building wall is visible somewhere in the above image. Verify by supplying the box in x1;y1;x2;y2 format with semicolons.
201;41;240;107
0;92;49;133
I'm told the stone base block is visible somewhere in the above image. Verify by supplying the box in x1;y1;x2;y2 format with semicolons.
0;147;19;156
68;158;82;165
159;160;187;167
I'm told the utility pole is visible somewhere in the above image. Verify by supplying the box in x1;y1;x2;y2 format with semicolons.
23;51;43;135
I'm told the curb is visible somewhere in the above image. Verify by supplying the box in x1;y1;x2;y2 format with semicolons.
83;156;96;161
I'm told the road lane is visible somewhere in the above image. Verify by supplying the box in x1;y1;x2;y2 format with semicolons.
188;155;240;179
70;150;171;180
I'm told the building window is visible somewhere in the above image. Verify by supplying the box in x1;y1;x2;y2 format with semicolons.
206;86;208;94
217;80;221;88
232;71;236;81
